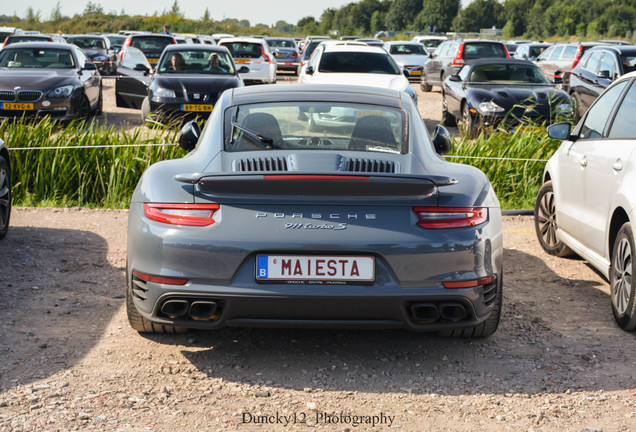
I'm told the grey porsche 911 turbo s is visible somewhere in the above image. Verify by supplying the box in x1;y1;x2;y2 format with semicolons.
126;84;503;337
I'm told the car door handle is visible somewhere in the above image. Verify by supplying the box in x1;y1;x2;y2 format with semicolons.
613;159;623;171
579;156;587;167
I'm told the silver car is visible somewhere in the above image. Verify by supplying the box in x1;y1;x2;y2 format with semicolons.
126;84;503;337
535;71;636;331
383;41;430;83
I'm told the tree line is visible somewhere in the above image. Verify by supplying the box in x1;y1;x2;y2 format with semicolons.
1;0;634;40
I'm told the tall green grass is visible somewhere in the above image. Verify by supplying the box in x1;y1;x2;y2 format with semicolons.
0;118;183;208
448;125;561;209
1;118;561;209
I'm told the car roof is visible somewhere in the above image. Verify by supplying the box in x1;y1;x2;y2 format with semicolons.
385;41;422;45
321;43;387;54
230;84;403;108
2;41;72;49
219;37;265;44
587;45;636;54
129;33;174;39
163;43;229;53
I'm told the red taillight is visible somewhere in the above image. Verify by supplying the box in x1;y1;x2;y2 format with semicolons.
443;275;496;289
144;203;219;226
125;36;132;47
452;43;465;66
133;270;187;285
2;37;7;49
291;51;298;59
413;207;488;229
261;45;271;63
572;45;584;69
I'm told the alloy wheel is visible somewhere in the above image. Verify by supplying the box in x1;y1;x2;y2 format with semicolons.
612;237;632;316
536;189;558;247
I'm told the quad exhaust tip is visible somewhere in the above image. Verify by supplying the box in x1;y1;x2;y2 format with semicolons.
188;301;218;321
160;300;219;321
160;300;189;319
410;302;468;323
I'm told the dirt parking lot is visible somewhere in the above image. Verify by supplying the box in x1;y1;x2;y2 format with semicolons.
0;77;634;432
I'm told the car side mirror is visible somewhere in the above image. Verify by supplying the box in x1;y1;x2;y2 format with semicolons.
133;63;150;75
547;122;573;141
237;66;249;74
178;121;201;152
431;124;452;155
306;66;314;75
83;62;97;71
597;70;611;79
449;75;461;82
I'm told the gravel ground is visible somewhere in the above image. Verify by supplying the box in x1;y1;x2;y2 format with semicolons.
0;77;634;432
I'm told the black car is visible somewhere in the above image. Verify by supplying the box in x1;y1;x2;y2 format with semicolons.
2;34;56;49
421;39;509;91
103;34;127;52
442;59;574;137
0;42;102;122
120;34;176;67
67;34;117;75
115;44;247;122
0;139;10;240
568;45;636;118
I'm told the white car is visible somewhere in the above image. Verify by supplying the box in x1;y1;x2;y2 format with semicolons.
411;35;447;53
383;41;430;83
535;71;636;331
218;37;277;84
298;42;417;105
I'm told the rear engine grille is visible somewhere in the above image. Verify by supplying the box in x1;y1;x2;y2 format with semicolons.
235;157;288;172
17;91;42;102
0;91;16;102
344;158;397;173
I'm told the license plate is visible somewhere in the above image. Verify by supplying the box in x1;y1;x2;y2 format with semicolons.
1;102;34;110
235;58;250;64
409;71;421;76
256;255;375;282
146;57;159;62
181;104;213;112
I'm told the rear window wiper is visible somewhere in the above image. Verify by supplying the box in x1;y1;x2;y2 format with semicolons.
231;122;278;149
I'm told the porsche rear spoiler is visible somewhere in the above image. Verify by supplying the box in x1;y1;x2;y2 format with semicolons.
175;173;458;203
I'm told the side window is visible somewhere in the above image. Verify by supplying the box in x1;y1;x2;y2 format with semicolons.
584;51;602;73
579;80;628;139
562;45;577;60
608;81;636;138
308;46;322;70
599;52;617;78
538;46;553;61
458;65;470;81
435;42;448;57
75;49;88;67
549;45;564;60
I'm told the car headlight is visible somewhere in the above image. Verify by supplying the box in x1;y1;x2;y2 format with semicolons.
152;87;176;99
555;103;573;114
405;85;418;104
49;85;74;98
92;55;108;61
478;101;505;114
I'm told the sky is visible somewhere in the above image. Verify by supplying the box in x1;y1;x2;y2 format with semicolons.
8;0;363;27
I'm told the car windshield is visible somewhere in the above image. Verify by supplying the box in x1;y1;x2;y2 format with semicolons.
421;39;444;48
225;102;407;154
468;63;551;84
319;52;401;74
157;50;235;74
219;42;263;59
389;44;427;55
68;37;106;49
463;43;508;59
621;54;636;73
0;47;75;69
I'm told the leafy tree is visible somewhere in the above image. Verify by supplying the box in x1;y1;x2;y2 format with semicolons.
416;0;459;33
385;0;422;30
274;20;294;34
169;0;183;19
25;7;41;24
202;8;210;22
50;1;63;23
453;0;505;33
83;2;104;16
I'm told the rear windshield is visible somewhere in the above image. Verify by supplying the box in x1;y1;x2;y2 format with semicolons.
7;36;50;43
463;42;507;59
225;102;407;154
107;35;126;46
0;47;75;69
219;42;263;58
319;52;401;74
266;39;296;48
130;36;174;51
157;50;235;74
68;37;106;49
389;44;427;55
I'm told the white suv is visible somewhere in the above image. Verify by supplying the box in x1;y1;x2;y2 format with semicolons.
218;37;277;84
298;41;417;105
535;71;636;331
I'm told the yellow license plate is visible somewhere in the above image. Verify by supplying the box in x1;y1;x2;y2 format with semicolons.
234;58;250;64
409;71;421;76
356;110;385;119
1;102;34;110
181;104;213;112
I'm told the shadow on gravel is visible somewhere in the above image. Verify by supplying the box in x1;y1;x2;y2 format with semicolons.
0;226;123;392
156;247;636;396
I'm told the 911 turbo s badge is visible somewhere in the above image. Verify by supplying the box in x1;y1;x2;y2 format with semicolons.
285;222;347;230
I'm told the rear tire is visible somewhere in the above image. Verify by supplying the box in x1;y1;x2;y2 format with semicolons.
441;94;456;127
534;181;574;257
0;155;11;240
611;223;636;331
76;94;91;121
141;97;150;122
420;74;432;92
